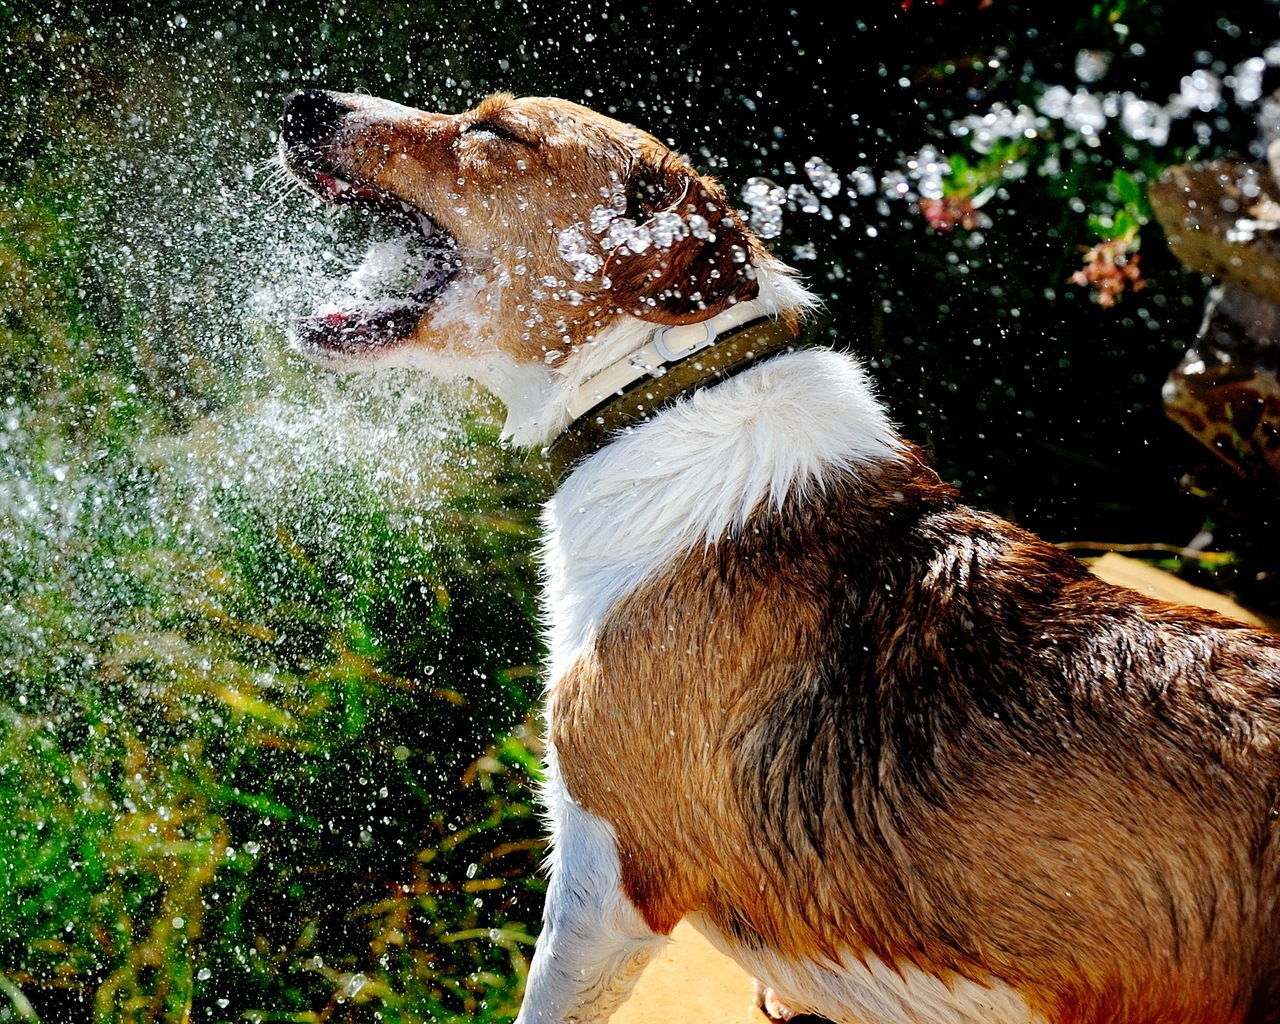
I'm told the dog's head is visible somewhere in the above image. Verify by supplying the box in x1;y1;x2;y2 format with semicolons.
279;91;779;417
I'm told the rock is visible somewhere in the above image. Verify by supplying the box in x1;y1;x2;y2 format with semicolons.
1149;161;1280;305
1151;156;1280;487
1149;99;1280;607
1162;283;1280;487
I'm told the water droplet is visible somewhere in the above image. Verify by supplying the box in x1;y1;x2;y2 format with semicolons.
588;204;614;235
803;157;840;199
879;170;911;201
787;182;820;214
846;168;877;198
1233;57;1266;105
1118;94;1171;146
687;214;713;241
1178;69;1222;114
1074;49;1111;84
1038;87;1107;139
648;210;689;248
952;102;1040;153
557;224;603;278
602;217;638;251
741;177;786;238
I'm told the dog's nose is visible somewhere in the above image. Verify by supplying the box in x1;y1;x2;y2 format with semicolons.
281;89;350;147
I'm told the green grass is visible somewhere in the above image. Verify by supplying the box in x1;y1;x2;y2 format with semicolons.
0;124;549;1023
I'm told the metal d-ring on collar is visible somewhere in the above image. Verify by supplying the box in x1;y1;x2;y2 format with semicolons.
543;312;801;481
652;319;718;363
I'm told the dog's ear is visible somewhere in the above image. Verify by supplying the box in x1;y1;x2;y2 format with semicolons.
604;156;760;325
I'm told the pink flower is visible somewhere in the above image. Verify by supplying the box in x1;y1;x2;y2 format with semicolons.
919;195;987;233
1069;238;1145;307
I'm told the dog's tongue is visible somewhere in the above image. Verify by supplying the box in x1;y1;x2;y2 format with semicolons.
294;297;429;353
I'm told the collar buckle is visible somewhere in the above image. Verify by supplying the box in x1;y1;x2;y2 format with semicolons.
653;320;718;364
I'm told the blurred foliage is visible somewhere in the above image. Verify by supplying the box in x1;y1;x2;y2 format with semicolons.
6;0;1280;1021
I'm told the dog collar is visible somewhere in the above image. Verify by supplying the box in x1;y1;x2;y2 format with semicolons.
545;310;800;480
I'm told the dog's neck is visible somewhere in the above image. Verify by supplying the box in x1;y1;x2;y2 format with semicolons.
492;261;817;449
544;309;801;479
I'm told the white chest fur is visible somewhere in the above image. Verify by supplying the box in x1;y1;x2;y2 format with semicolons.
538;347;903;688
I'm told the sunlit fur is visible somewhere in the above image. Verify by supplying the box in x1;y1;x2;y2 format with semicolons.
285;90;1280;1024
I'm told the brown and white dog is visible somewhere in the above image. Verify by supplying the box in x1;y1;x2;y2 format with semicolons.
280;89;1280;1024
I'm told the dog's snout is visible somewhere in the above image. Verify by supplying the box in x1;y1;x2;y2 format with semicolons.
281;89;349;149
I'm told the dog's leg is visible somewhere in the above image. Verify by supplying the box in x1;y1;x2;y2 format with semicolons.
516;755;667;1024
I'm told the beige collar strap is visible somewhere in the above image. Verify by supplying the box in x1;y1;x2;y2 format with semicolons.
544;312;800;480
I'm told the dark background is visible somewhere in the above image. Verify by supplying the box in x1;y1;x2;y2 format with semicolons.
11;0;1280;543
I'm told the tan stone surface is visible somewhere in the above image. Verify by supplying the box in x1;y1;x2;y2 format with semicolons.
611;921;760;1024
611;555;1263;1023
1149;161;1280;307
1090;551;1265;626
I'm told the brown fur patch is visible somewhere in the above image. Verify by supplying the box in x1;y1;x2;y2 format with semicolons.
603;150;761;324
550;448;1280;1023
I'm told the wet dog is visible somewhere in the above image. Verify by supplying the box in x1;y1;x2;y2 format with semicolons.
281;89;1280;1024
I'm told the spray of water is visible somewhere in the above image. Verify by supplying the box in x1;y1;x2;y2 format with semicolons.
1;32;544;1022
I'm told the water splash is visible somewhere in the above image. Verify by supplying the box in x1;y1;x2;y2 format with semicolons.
1075;49;1111;84
1233;56;1267;105
557;223;603;279
1039;86;1107;142
1117;94;1171;146
950;103;1039;153
847;167;877;197
787;182;820;214
906;146;948;202
743;35;1280;248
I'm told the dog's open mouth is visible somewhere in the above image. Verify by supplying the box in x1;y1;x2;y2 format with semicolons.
291;168;459;354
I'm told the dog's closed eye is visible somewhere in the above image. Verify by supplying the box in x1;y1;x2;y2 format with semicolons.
462;121;531;146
